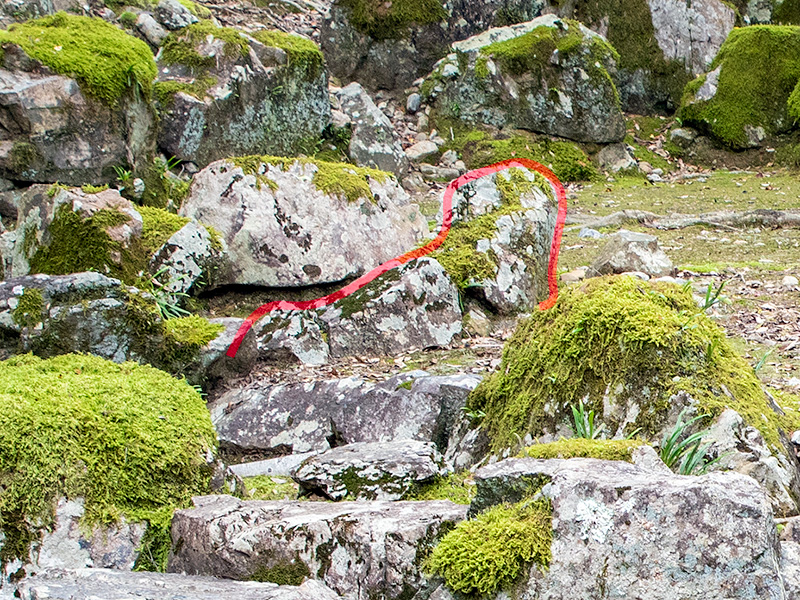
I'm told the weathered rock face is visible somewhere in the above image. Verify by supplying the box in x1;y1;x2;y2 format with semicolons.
333;83;408;177
156;25;330;166
293;440;451;500
590;230;674;277
179;157;428;289
209;372;480;458
321;257;462;357
436;166;559;314
0;47;155;185
168;495;467;600
423;16;625;144
1;185;143;281
14;568;344;600
471;458;784;599
322;0;549;94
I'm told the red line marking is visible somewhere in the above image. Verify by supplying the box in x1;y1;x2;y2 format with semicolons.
226;158;567;358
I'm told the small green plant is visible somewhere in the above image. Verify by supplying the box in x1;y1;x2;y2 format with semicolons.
754;349;773;374
658;409;720;475
461;405;486;422
682;281;727;331
148;266;191;319
113;165;133;192
570;398;605;439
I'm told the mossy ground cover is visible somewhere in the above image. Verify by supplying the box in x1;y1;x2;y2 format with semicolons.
520;438;644;461
244;475;299;500
467;275;800;452
337;0;447;40
425;498;552;597
251;30;323;80
0;353;216;563
231;155;390;203
0;13;156;106
679;26;800;148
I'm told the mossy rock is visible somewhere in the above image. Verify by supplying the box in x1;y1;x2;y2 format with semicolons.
0;12;157;106
679;25;800;149
0;353;217;564
467;275;800;453
520;438;645;462
336;0;447;41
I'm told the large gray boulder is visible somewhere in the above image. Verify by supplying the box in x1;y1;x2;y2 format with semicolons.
467;457;784;599
209;372;480;459
321;0;548;93
589;230;674;278
14;569;344;600
0;45;155;185
423;16;625;144
168;495;468;599
333;83;408;177
179;157;428;289
156;26;330;166
292;440;451;501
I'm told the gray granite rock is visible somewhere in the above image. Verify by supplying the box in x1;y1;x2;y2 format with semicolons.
293;440;451;501
136;12;169;47
168;495;467;600
179;158;428;289
597;143;637;173
14;568;343;600
155;0;198;30
209;372;480;458
590;230;674;277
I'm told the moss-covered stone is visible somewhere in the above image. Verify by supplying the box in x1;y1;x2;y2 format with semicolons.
337;0;447;40
160;21;248;72
153;76;217;104
177;0;212;19
679;25;800;148
244;475;298;500
251;30;324;80
251;559;311;585
0;13;157;107
407;471;476;504
425;498;552;596
139;206;190;254
468;276;799;452
0;353;216;563
520;438;645;461
231;155;390;203
11;288;45;329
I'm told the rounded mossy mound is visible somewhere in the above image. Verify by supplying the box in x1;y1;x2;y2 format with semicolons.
0;12;157;106
468;275;800;452
0;353;217;563
679;25;800;148
520;438;645;462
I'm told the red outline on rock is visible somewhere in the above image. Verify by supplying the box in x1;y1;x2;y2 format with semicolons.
226;158;567;358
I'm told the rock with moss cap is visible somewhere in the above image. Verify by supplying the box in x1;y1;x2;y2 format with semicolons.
320;257;462;358
321;0;549;93
422;15;624;144
179;156;427;289
432;166;558;314
679;25;800;149
454;457;783;599
155;23;329;167
0;13;157;185
168;494;467;598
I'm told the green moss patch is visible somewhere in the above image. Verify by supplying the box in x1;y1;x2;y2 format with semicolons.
425;498;552;596
337;0;447;40
0;353;216;563
252;30;323;80
520;438;644;461
153;76;217;104
679;26;800;148
177;0;212;19
775;0;800;24
160;21;248;71
12;288;45;329
231;155;390;203
244;475;298;500
164;315;223;348
407;471;476;504
251;559;310;585
139;206;190;253
468;276;799;452
0;13;156;106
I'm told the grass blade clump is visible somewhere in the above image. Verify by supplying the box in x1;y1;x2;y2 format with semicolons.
0;354;217;564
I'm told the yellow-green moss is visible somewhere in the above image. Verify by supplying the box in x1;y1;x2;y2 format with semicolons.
231;155;390;203
177;0;212;19
8;142;43;177
118;11;138;28
337;0;447;40
468;276;800;452
679;26;800;148
251;559;310;585
164;315;223;347
81;184;109;194
11;288;45;329
425;498;552;596
153;76;217;104
775;0;800;24
433;168;554;290
244;475;298;500
0;13;157;106
28;205;149;284
251;30;323;80
407;471;476;504
520;438;644;461
139;206;190;253
0;353;216;563
160;21;248;71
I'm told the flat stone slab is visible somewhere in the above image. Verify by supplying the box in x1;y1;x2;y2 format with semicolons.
169;495;468;600
14;568;343;599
